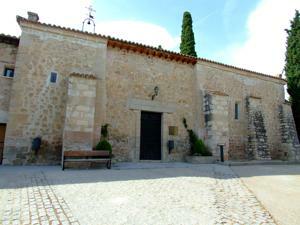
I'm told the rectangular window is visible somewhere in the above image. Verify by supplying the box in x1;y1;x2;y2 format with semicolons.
50;72;57;83
3;68;14;78
235;103;239;120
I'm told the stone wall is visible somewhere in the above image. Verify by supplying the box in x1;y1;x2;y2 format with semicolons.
0;42;17;123
279;103;300;161
196;61;285;160
203;91;229;160
1;16;292;164
63;74;97;151
246;96;270;160
3;22;107;165
106;47;196;162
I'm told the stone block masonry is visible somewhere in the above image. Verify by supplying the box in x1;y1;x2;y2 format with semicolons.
203;91;229;160
63;74;97;151
279;103;300;161
106;47;195;162
246;96;271;160
2;19;107;165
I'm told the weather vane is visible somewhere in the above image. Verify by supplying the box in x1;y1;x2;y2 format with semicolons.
82;5;96;33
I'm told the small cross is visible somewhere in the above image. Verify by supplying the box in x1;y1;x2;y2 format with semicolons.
86;5;96;19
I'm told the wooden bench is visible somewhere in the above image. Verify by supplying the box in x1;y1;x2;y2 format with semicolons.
62;150;111;170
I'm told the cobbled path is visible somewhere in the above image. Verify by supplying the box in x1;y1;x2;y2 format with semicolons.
0;165;277;225
1;172;80;225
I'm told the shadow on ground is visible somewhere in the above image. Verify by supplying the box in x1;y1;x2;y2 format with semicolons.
1;163;300;189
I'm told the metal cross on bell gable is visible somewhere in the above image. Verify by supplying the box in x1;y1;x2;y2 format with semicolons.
82;5;96;33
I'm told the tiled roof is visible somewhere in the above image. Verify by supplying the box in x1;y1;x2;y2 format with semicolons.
197;57;284;82
0;33;19;46
15;16;286;82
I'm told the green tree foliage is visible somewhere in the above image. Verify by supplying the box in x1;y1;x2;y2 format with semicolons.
101;123;109;140
285;10;300;138
180;11;197;57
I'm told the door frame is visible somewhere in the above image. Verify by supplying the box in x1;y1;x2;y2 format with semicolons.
132;110;166;162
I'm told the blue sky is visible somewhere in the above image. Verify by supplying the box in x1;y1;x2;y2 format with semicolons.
96;0;259;61
0;0;299;75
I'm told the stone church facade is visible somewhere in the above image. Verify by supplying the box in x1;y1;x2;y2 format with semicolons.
0;12;299;165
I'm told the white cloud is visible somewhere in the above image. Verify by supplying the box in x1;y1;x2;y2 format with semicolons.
217;0;300;75
0;0;92;36
96;20;180;50
0;0;179;51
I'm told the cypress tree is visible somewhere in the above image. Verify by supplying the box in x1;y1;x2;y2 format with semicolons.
180;11;197;57
285;10;300;138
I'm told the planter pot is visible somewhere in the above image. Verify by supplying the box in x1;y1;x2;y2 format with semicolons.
185;155;216;164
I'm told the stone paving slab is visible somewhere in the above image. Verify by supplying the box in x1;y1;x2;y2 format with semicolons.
0;165;277;225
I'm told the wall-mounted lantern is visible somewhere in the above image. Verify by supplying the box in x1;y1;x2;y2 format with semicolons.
151;86;159;100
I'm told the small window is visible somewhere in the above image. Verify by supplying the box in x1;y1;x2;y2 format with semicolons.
235;103;239;120
50;72;57;83
3;68;14;78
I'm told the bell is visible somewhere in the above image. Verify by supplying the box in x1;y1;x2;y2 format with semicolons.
87;20;91;25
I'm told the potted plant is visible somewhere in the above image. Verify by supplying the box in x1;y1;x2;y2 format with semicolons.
182;118;214;164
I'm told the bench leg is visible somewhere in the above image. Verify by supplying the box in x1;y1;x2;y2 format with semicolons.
62;159;65;171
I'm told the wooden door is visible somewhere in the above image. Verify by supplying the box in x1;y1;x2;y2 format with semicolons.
140;111;161;160
0;124;6;164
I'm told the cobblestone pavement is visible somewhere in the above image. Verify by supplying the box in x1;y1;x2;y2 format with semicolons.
0;171;80;225
0;165;277;225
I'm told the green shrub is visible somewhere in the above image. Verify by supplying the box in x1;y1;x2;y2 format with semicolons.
182;117;212;156
202;148;213;156
193;139;213;156
95;140;112;153
187;129;198;148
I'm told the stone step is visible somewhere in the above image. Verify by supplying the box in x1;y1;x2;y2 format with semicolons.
218;160;299;166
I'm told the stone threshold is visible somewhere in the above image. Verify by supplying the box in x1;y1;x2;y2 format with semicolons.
218;160;300;166
112;162;209;170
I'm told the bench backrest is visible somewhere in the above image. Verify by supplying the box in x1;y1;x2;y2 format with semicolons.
64;150;110;157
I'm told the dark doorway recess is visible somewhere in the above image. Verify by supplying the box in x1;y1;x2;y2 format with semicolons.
140;111;162;160
0;124;6;165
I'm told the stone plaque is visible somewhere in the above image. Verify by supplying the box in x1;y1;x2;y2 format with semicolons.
169;126;178;136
